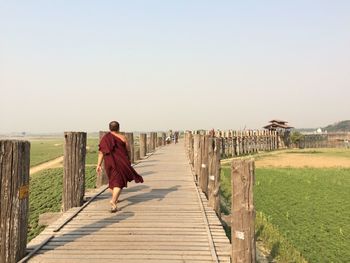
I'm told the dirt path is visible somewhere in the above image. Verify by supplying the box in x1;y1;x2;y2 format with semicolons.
30;156;64;175
221;150;350;168
255;154;350;168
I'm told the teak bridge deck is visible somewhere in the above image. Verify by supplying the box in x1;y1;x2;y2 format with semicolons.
26;141;231;263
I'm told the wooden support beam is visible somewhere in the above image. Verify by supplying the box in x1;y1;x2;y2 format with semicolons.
193;134;201;182
0;140;30;263
208;137;221;216
125;132;135;163
231;158;256;263
199;135;209;195
139;133;147;158
63;132;86;212
96;131;109;188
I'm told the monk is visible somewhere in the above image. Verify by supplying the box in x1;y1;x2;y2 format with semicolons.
96;121;144;212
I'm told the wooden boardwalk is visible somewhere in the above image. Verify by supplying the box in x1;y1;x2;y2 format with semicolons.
27;141;231;263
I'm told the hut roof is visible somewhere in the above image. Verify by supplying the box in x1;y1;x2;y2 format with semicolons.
269;119;288;124
263;122;294;130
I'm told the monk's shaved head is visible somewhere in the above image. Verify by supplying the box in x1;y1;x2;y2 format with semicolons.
109;121;120;132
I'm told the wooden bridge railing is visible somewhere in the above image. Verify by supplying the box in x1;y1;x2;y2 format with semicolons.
185;131;258;263
0;131;167;263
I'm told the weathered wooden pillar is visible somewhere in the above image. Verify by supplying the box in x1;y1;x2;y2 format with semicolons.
242;133;246;155
208;137;221;215
193;134;201;182
134;148;140;162
188;132;194;168
254;131;258;153
231;158;256;263
139;133;147;158
246;131;250;154
263;130;267;151
237;132;241;156
162;132;167;146
96;131;109;188
150;132;156;151
63;132;86;212
0;140;30;263
154;132;158;148
125;132;135;163
233;133;237;157
269;131;273;150
199;135;209;195
158;137;163;147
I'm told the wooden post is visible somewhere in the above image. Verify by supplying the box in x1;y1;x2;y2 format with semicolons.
231;158;256;263
188;132;194;168
154;132;158;148
96;131;109;188
199;135;209;195
158;137;163;147
134;148;140;162
150;132;156;151
0;140;30;263
63;132;86;212
125;132;135;163
193;134;201;182
237;132;241;156
208;137;221;215
139;133;147;158
242;133;246;155
162;132;167;146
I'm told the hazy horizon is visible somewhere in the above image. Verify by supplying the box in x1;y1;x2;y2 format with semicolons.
1;1;349;133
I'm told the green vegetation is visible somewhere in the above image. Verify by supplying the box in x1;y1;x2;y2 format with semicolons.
222;148;350;163
86;138;99;165
28;166;97;241
30;139;64;167
220;164;350;262
324;120;350;132
281;148;350;159
290;131;304;145
30;137;100;167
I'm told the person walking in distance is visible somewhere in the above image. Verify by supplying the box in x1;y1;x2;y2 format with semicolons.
96;121;144;212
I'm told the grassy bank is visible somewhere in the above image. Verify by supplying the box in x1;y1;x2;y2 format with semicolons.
220;165;350;262
28;166;97;241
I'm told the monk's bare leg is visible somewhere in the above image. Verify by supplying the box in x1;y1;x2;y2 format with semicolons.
110;187;122;210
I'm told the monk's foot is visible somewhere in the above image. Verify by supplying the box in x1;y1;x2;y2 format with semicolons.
109;201;118;213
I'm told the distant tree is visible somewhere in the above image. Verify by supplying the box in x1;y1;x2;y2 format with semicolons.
324;120;350;132
290;131;304;144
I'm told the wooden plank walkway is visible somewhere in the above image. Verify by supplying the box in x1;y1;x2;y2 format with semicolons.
27;141;231;263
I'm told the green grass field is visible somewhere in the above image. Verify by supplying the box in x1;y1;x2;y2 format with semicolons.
251;148;350;162
30;137;100;167
221;164;350;262
30;139;64;167
28;166;97;241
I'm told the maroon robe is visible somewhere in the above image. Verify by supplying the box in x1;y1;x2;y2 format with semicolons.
99;132;144;189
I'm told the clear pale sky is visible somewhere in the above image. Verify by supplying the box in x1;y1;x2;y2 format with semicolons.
1;1;349;133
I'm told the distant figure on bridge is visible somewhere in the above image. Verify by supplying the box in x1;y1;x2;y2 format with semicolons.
174;131;179;143
96;121;144;212
209;129;215;137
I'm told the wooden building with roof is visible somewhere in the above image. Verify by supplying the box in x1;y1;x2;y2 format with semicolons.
263;119;294;131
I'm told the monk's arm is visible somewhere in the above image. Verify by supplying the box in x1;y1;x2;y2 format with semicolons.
96;151;104;174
